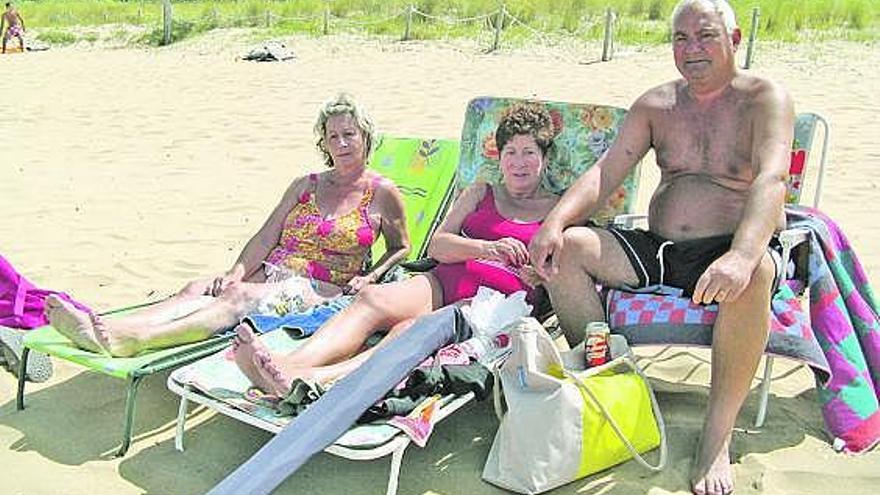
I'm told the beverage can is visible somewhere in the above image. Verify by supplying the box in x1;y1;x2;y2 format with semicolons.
584;321;610;367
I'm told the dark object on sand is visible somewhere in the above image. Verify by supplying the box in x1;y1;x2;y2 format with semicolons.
242;40;295;62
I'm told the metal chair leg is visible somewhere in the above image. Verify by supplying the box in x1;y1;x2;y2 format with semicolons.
754;356;774;428
116;375;144;457
16;347;30;410
174;385;191;452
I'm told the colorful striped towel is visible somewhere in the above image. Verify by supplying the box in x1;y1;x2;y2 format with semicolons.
788;206;880;453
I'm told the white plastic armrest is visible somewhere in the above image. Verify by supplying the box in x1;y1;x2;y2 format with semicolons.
612;213;648;229
777;227;810;277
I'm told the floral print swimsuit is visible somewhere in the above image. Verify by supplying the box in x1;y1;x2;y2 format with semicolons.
265;174;378;287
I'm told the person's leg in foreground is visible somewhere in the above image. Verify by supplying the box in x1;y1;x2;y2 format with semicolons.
234;273;441;396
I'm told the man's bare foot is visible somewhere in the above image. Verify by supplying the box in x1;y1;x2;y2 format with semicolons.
45;295;107;354
690;436;734;495
231;324;281;394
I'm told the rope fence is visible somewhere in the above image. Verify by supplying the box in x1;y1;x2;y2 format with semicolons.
39;3;763;66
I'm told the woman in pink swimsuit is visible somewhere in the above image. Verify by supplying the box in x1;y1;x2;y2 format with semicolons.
233;102;560;397
45;93;410;357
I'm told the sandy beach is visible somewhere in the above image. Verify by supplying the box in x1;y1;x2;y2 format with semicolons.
1;30;878;494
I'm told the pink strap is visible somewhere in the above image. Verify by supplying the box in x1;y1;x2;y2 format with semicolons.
13;275;28;317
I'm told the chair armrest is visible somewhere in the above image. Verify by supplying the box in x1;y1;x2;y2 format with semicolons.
612;213;647;229
778;227;810;252
777;227;811;282
400;257;439;272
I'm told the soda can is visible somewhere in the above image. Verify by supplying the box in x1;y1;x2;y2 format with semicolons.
584;321;610;367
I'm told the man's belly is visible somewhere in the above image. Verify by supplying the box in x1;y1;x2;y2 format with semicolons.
648;176;753;240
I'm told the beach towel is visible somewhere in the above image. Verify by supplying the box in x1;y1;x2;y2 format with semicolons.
787;206;880;454
0;253;91;330
0;253;90;382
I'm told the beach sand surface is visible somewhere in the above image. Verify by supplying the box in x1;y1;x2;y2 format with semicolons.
1;32;878;494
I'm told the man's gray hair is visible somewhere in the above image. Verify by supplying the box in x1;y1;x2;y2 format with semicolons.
313;92;376;168
671;0;738;34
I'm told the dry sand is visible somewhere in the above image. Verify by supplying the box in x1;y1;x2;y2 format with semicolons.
1;31;878;494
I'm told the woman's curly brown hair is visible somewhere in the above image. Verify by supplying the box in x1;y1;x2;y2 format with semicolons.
494;102;555;157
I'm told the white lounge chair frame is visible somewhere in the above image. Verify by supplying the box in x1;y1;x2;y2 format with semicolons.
167;374;473;495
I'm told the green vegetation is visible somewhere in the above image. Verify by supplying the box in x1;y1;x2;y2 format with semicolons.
15;0;880;46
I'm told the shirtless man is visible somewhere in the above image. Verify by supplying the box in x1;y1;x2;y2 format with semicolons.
528;1;794;494
1;2;25;53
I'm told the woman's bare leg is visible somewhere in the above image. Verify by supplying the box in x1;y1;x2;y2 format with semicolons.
47;275;346;357
48;282;276;356
250;317;419;396
246;274;443;395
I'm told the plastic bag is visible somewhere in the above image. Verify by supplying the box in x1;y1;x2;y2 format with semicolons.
460;287;532;366
461;287;531;336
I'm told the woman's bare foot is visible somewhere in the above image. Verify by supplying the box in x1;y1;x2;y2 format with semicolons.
232;324;284;395
45;295;107;354
690;436;734;495
252;349;316;398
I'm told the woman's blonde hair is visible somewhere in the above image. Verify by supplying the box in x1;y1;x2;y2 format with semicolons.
314;93;377;168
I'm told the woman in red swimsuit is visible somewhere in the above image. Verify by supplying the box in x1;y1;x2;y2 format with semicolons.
233;102;560;397
45;93;409;357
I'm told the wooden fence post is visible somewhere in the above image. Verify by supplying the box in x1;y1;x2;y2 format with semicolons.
265;10;271;28
162;0;172;46
323;7;330;35
491;5;506;52
402;4;413;41
744;7;760;69
601;8;614;62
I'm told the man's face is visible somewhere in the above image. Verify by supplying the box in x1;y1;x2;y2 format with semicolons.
672;5;741;85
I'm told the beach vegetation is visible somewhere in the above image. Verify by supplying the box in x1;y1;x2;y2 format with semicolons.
15;0;880;47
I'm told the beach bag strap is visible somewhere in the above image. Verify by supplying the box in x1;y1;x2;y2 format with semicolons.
492;366;505;421
562;357;668;472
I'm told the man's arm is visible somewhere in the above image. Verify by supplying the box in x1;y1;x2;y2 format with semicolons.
529;96;653;278
692;80;794;303
17;13;24;31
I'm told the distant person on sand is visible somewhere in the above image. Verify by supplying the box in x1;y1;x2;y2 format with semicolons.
529;1;794;494
45;93;410;357
1;2;25;53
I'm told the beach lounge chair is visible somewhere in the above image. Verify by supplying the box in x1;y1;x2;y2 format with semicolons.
605;112;831;428
14;134;460;457
167;97;644;495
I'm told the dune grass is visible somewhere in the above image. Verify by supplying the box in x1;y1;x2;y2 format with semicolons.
15;0;880;47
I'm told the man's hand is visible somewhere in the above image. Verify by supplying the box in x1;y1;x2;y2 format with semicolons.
692;250;756;304
209;273;241;297
528;223;564;281
484;237;530;266
517;265;544;288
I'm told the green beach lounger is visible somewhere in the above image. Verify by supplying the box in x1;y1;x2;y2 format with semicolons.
15;134;460;457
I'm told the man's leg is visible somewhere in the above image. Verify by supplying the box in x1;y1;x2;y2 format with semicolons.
544;227;640;346
691;252;775;495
